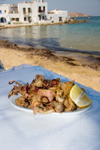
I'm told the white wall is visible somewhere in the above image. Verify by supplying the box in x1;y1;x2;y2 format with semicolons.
31;3;39;23
0;14;10;23
9;14;20;22
0;4;11;23
18;2;32;22
47;11;68;23
0;4;11;14
18;1;48;23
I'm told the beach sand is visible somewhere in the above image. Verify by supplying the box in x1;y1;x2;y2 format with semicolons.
0;38;100;92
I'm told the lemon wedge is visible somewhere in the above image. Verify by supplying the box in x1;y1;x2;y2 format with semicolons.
70;84;92;108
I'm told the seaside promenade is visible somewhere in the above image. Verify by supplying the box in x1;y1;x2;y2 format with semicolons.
0;18;88;29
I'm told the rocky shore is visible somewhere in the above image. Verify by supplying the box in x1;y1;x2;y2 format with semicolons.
0;38;100;92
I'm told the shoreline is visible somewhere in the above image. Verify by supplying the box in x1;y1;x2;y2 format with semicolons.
0;37;100;71
0;18;88;29
0;38;100;92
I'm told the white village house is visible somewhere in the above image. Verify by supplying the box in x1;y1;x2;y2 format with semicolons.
0;0;69;24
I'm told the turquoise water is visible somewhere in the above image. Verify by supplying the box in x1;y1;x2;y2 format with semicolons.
0;16;100;55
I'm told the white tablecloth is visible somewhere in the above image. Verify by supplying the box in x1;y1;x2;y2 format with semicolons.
0;64;100;150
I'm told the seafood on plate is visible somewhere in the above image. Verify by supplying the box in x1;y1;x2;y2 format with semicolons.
8;74;89;115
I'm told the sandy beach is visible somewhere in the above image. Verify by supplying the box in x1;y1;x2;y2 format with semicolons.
0;38;100;92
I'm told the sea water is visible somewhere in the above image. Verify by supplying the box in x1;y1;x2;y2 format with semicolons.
0;16;100;55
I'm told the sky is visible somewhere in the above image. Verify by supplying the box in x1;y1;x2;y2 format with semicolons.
0;0;100;16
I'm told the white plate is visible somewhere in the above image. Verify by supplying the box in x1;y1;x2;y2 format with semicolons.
10;95;33;113
10;95;92;115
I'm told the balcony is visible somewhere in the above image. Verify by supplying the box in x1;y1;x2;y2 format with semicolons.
38;10;45;13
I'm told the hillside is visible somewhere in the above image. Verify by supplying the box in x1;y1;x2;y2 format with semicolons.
69;12;89;17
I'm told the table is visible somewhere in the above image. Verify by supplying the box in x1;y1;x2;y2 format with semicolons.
0;64;100;150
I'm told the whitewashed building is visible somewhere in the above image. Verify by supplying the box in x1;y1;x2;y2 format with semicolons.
48;9;69;23
0;0;68;24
